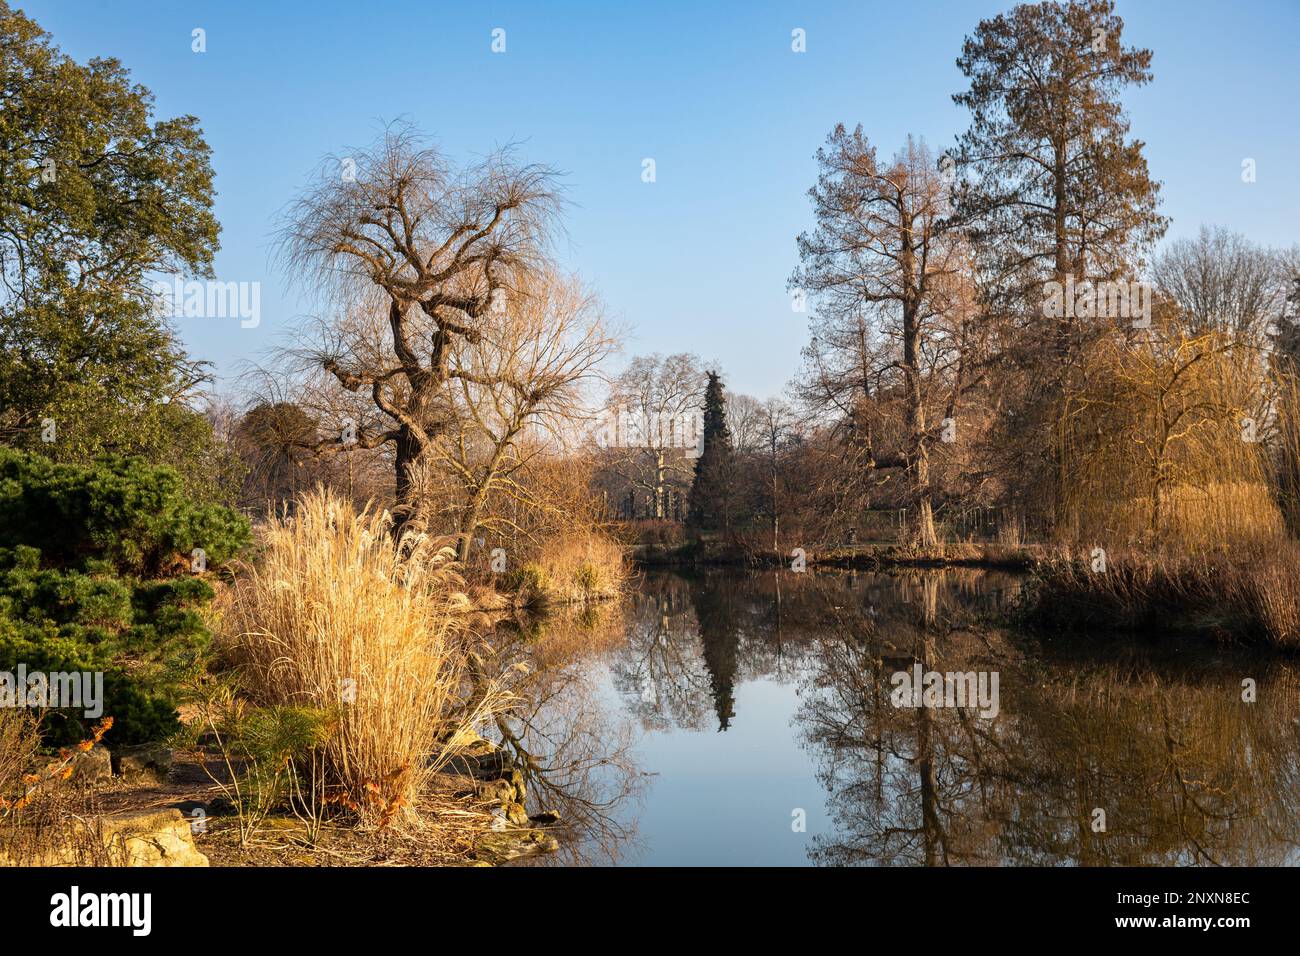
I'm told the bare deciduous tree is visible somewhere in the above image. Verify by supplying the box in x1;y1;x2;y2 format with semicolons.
1153;226;1291;346
727;392;766;454
601;352;706;520
755;397;797;550
415;269;618;559
793;130;975;547
276;125;563;525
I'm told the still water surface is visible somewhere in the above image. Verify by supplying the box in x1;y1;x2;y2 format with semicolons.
499;569;1300;866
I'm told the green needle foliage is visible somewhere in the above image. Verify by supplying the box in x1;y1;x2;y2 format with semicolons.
0;449;249;746
688;371;737;531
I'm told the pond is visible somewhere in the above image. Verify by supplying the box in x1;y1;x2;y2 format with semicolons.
498;568;1300;866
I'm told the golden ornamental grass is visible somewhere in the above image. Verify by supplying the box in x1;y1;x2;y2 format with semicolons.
532;530;628;604
219;489;484;825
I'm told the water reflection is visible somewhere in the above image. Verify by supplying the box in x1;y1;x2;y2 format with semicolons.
498;569;1300;866
487;601;645;866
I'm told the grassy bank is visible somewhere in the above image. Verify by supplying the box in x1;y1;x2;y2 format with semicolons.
505;531;629;608
98;490;550;865
212;491;488;829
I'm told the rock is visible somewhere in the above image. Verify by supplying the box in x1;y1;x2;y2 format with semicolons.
172;801;213;834
507;768;527;802
474;778;516;804
68;747;113;785
503;801;530;827
0;809;208;867
476;828;559;865
98;809;209;867
459;733;497;758
445;749;512;780
528;810;561;826
113;743;173;784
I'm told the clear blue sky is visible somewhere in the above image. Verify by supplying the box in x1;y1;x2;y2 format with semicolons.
19;0;1300;400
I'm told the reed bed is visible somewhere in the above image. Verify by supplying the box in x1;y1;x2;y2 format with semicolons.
1027;541;1300;650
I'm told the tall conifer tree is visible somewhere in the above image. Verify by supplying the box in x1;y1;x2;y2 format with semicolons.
688;370;735;530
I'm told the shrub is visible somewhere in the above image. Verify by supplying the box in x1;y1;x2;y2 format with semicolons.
508;562;551;595
1055;328;1280;551
0;711;39;803
0;448;249;577
1220;542;1300;650
0;551;195;745
574;561;599;591
1023;542;1300;650
627;519;687;549
186;692;335;844
0;715;120;865
0;449;249;745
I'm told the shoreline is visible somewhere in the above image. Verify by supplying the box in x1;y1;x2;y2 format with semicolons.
629;543;1042;572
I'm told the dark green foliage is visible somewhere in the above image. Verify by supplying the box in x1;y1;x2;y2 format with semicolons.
226;706;334;767
0;549;199;745
0;449;248;745
0;448;249;576
687;371;737;530
174;696;334;822
0;6;244;747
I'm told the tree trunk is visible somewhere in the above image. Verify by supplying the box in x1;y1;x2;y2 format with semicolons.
457;498;486;563
900;213;938;551
913;450;938;549
654;450;666;519
455;434;514;562
394;426;425;529
770;440;780;551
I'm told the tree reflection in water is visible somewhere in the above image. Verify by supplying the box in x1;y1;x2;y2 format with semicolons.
792;572;1300;866
493;569;1300;866
486;601;646;866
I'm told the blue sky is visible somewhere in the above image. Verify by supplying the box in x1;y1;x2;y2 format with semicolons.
19;0;1300;400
